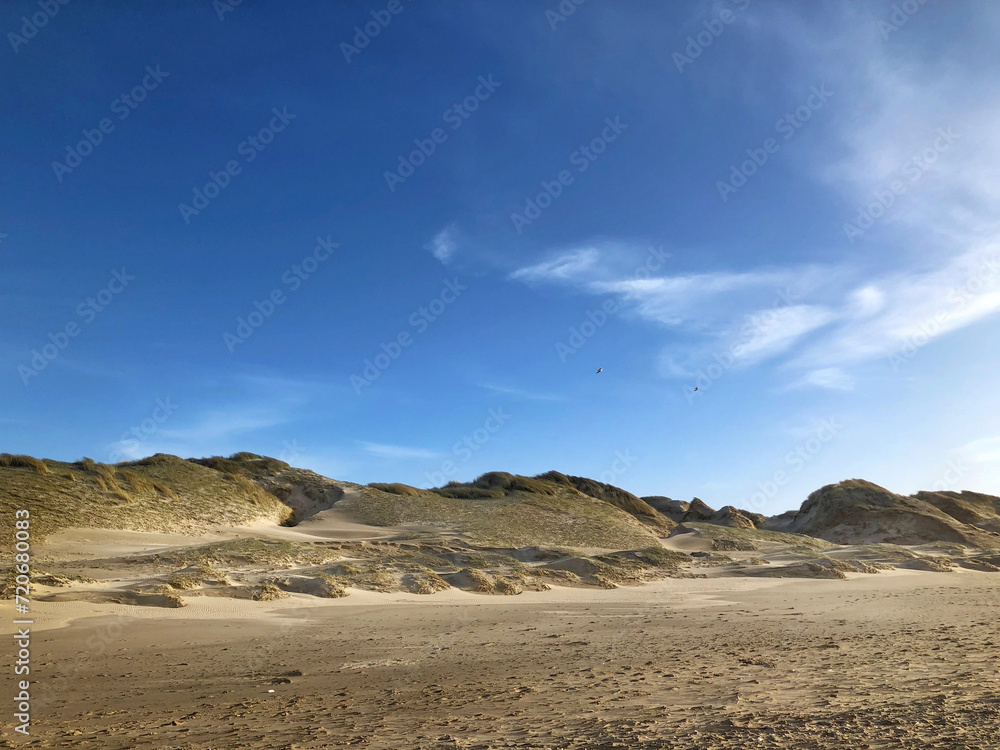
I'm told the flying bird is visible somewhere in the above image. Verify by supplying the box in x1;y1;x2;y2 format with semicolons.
596;368;603;374
694;387;699;391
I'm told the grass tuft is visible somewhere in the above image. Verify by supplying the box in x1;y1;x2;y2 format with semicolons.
432;485;506;500
251;582;288;601
0;454;48;475
368;482;425;496
466;567;496;593
188;453;291;480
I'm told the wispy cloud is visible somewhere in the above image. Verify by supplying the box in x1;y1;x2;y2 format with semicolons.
847;285;885;318
733;305;837;365
426;224;459;265
357;441;439;459
594;270;803;328
508;248;599;283
786;367;855;392
500;5;1000;391
511;238;1000;384
823;59;1000;247
792;247;1000;370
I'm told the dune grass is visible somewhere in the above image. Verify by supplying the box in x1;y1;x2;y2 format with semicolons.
358;470;675;548
536;471;659;518
431;485;506;500
147;538;336;568
368;482;426;497
0;454;292;552
680;521;838;551
345;482;660;549
187;453;291;480
0;454;48;474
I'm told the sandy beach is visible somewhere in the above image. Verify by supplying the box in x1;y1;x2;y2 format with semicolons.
5;568;999;749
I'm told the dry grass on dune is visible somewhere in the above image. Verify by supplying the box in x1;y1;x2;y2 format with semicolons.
141;537;337;569
353;480;661;549
0;454;292;551
187;452;292;480
535;470;670;526
0;453;48;474
788;479;1000;548
679;521;838;552
360;470;677;546
367;482;427;497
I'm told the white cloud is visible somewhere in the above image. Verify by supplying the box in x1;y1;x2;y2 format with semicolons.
733;305;837;365
657;303;837;378
511;242;837;371
748;2;1000;251
508;248;599;283
427;224;459;265
357;441;438;460
505;7;1000;387
511;240;1000;383
788;367;855;392
793;246;1000;369
848;285;885;318
592;269;794;327
826;66;1000;246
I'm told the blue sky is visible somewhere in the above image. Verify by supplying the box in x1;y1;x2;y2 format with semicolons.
3;0;1000;514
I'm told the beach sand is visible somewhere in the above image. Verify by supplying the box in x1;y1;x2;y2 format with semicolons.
4;567;999;748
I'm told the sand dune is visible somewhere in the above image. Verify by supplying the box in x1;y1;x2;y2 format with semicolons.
6;455;1000;747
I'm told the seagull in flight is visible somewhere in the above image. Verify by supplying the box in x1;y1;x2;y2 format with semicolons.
596;367;603;374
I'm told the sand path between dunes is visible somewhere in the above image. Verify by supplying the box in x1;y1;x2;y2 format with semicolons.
35;500;435;564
